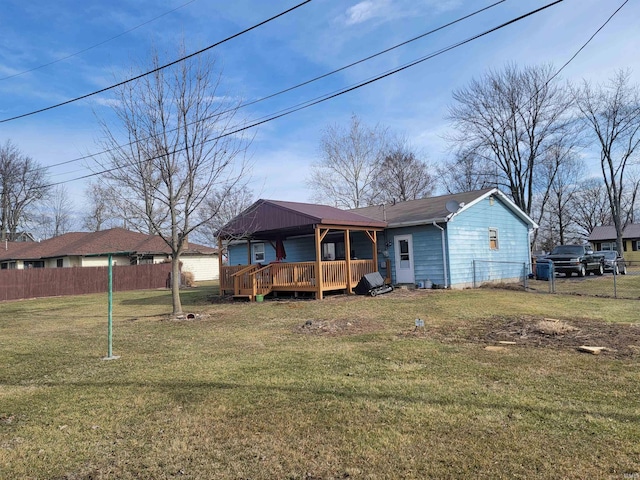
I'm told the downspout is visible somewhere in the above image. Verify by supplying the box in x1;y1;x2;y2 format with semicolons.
433;221;449;288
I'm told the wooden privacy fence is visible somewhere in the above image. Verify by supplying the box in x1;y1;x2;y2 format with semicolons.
0;263;173;302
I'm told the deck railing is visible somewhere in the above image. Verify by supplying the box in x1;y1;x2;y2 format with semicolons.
350;259;376;285
220;259;376;299
271;262;316;288
221;265;253;292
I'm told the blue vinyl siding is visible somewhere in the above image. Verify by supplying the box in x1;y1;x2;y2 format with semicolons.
446;196;530;287
384;225;446;286
227;231;374;265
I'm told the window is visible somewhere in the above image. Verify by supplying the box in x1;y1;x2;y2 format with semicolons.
139;255;154;265
56;258;64;268
24;261;44;268
633;240;639;252
322;241;345;260
252;243;265;263
601;242;615;251
489;228;499;250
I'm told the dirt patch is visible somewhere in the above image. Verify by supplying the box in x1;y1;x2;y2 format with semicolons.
409;316;640;358
295;318;382;336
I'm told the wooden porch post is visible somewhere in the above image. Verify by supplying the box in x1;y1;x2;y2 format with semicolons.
371;230;378;272
218;237;224;294
315;226;323;300
344;229;352;294
247;239;252;265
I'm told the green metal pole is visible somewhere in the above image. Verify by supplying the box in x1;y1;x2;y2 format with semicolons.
108;254;113;358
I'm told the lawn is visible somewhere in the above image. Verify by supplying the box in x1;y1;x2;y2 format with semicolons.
1;285;639;479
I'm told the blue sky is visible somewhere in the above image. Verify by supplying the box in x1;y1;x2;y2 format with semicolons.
1;0;638;208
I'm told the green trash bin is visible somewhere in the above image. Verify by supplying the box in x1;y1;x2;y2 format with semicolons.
255;294;264;302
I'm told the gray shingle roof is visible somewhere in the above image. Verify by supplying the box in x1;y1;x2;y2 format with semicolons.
589;224;640;241
351;188;536;227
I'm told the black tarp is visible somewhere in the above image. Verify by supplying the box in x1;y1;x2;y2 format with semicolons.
354;271;385;295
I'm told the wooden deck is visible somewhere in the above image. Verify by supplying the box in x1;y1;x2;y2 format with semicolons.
220;260;377;300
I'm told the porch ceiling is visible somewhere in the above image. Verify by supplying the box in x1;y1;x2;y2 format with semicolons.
218;199;386;240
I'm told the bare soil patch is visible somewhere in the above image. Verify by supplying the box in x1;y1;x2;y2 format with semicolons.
408;316;640;358
295;318;382;336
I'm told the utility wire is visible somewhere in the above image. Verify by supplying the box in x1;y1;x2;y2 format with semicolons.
39;0;566;190
0;0;199;81
0;0;312;124
29;0;510;175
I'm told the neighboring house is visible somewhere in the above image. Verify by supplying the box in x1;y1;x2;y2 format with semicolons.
218;188;537;299
0;227;219;281
352;188;537;288
589;224;640;263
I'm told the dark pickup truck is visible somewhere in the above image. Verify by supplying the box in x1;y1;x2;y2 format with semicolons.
544;245;604;277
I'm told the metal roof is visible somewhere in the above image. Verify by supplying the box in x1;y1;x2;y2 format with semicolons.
589;224;640;241
217;199;387;239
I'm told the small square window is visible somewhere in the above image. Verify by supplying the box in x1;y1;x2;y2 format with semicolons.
57;258;64;268
489;228;499;250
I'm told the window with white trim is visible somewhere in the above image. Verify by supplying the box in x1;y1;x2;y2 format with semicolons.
253;242;265;263
489;228;499;250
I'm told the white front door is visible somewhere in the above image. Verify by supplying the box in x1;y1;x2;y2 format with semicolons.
394;234;414;284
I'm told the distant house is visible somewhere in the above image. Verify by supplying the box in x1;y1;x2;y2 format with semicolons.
0;227;219;281
218;188;537;300
352;188;537;288
589;224;640;262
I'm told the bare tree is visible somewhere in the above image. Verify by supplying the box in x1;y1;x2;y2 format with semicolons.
96;45;251;317
569;178;613;238
533;153;584;250
192;185;254;246
438;147;498;194
0;140;50;240
30;185;75;239
574;70;640;254
447;63;576;215
374;137;434;203
308;114;388;208
82;181;123;232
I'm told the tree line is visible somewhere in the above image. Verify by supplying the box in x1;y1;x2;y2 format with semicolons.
2;51;639;315
308;64;640;255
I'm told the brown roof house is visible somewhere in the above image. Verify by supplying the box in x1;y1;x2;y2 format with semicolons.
0;227;219;281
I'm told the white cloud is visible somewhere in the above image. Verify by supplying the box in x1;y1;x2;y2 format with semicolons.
344;0;390;26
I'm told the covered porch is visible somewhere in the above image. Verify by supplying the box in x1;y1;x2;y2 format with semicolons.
217;200;387;300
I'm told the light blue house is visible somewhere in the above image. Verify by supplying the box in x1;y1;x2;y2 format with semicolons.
218;188;537;299
352;188;537;288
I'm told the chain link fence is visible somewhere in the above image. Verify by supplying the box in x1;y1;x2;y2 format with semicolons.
472;259;640;299
528;260;640;299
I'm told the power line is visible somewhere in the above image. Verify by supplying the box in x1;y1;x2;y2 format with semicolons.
0;0;313;124
39;0;566;191
26;0;510;175
0;0;199;81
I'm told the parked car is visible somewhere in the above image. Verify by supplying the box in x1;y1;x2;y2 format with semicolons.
598;250;627;275
544;245;604;277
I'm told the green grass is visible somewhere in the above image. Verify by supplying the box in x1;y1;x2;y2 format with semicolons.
1;285;639;479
